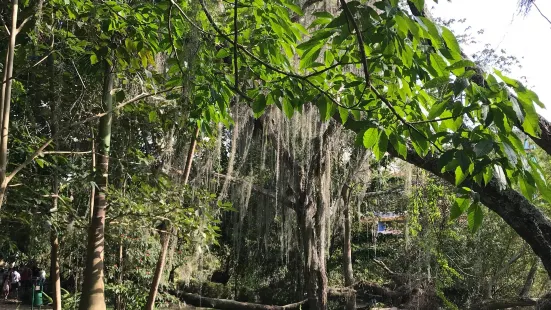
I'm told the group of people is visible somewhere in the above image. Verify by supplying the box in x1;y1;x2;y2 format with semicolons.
1;265;45;300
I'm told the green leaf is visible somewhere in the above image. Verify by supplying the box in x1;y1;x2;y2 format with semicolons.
297;30;334;51
300;44;323;70
483;166;493;185
363;127;379;149
282;97;294;118
326;12;348;29
148;111;158;122
389;133;407;159
446;59;475;71
36;158;46;168
450;196;470;220
452;78;469;96
494;69;520;88
424;76;449;89
528;160;551;203
90;53;98;65
517;95;541;137
253;94;266;117
502;141;518;165
338;106;349;124
317;98;336;121
215;49;231;59
455;166;467;186
115;90;125;103
441;27;461;54
410;130;429;156
519;173;536;200
410;0;425;13
282;0;303;16
373;131;388;160
467;203;483;233
428;99;449;119
474;140;493;157
510;97;525;123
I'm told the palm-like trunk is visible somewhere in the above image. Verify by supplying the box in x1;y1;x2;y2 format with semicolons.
79;62;113;310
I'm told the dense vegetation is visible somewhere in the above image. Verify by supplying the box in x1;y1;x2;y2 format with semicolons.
1;0;551;309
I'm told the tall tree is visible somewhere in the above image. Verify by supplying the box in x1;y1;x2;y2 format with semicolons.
79;62;113;310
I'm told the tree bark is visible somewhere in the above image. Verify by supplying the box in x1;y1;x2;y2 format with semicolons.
79;61;113;310
0;0;19;206
298;203;326;310
182;124;199;185
50;229;61;310
520;260;538;298
341;186;355;310
145;222;171;310
89;128;96;221
49;52;62;310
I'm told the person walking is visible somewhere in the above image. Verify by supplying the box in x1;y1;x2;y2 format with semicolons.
10;267;20;298
2;271;10;299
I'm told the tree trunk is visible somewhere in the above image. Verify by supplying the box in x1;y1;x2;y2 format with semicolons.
0;0;19;206
520;260;538;297
114;242;124;310
49;52;61;310
341;186;355;310
298;202;327;310
50;229;61;310
146;123;199;308
79;62;113;310
145;222;171;310
89;128;96;221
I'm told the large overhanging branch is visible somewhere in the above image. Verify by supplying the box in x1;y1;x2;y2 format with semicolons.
387;140;551;278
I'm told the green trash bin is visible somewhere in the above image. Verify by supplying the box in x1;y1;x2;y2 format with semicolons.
31;280;43;308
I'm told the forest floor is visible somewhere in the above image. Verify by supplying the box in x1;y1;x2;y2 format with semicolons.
0;302;49;309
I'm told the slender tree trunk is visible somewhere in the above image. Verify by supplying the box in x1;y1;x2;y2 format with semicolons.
145;124;199;309
145;222;171;310
89;128;96;220
520;260;538;297
114;242;124;310
0;0;20;206
341;186;356;310
50;229;61;310
182;124;199;185
49;53;62;310
79;62;113;310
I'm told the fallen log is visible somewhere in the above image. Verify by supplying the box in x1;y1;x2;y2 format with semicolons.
470;297;539;310
179;292;307;310
175;282;414;310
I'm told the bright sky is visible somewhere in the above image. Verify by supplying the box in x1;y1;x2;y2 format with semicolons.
430;0;551;120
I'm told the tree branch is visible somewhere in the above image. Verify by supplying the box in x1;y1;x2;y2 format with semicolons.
4;86;181;185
